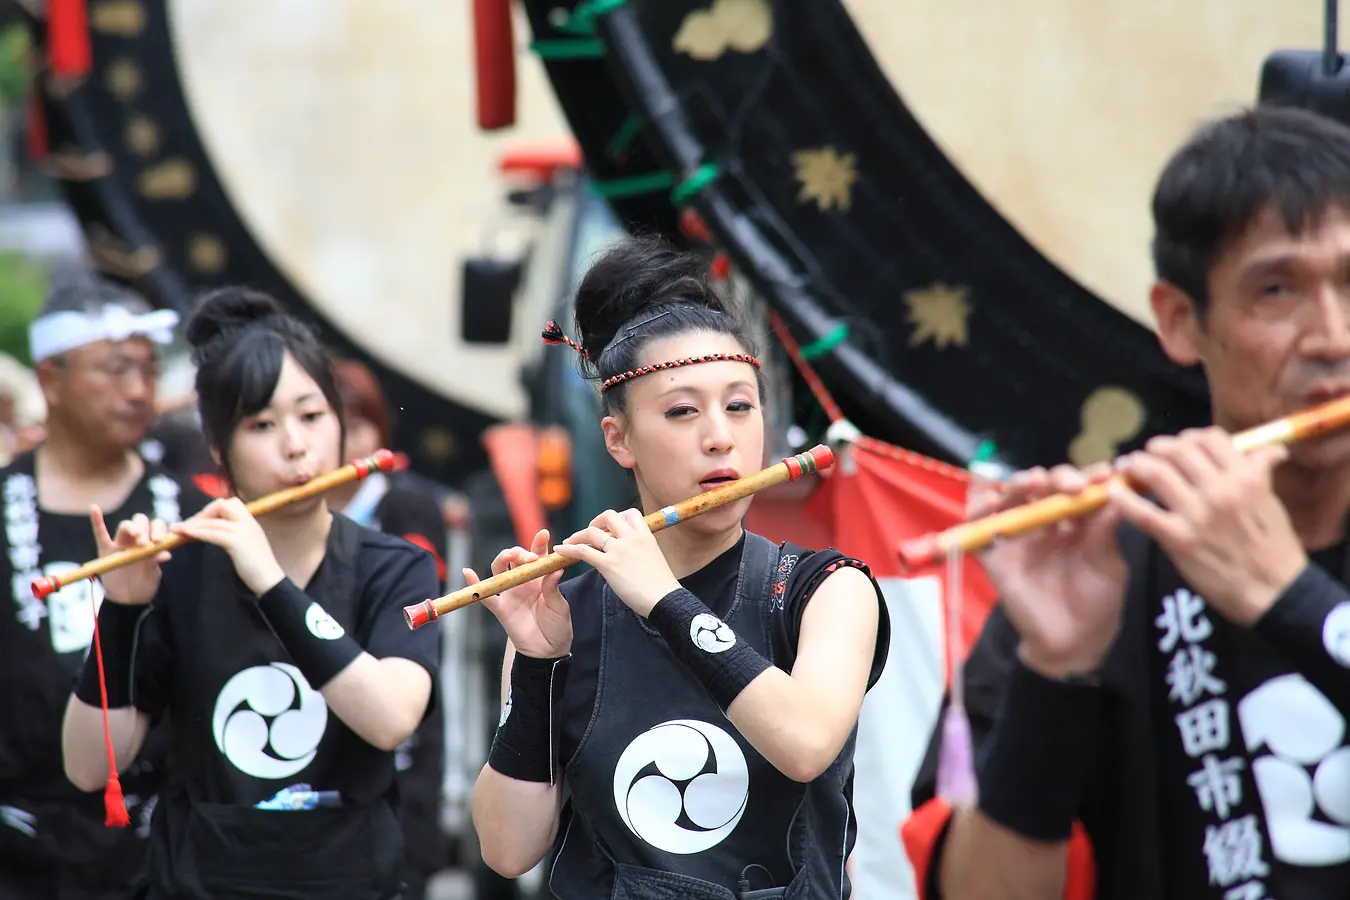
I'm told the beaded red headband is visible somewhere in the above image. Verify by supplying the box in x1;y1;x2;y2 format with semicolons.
541;320;761;395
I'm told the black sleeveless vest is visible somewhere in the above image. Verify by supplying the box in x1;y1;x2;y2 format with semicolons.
145;515;403;900
547;532;858;900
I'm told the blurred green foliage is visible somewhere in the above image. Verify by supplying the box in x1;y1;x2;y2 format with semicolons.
0;20;46;365
0;22;30;110
0;251;49;366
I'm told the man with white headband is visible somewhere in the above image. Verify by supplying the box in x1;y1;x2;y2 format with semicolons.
0;268;209;899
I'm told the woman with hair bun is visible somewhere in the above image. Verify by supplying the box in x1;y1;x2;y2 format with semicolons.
470;236;890;899
60;287;442;900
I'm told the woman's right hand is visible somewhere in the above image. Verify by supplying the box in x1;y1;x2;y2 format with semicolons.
91;506;172;607
972;463;1129;679
466;528;572;659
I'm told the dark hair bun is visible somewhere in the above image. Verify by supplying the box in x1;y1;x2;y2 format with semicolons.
572;235;727;360
185;287;285;356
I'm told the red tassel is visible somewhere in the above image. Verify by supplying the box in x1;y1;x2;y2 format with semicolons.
88;578;129;828
710;252;731;281
47;0;92;80
26;86;46;162
103;774;130;827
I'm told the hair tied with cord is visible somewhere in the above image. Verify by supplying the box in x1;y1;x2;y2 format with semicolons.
541;321;589;359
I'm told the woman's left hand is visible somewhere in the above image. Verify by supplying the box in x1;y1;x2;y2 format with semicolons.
171;498;286;596
553;509;681;618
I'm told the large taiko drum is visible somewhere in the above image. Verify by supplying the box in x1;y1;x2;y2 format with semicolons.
845;0;1346;330
522;0;1345;469
25;0;578;485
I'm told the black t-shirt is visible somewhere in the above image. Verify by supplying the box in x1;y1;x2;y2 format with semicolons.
1154;541;1350;900
0;452;209;784
114;515;441;898
558;532;890;768
128;526;442;808
910;521;1350;900
0;451;208;892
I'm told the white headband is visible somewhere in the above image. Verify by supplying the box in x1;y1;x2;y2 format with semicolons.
29;305;180;363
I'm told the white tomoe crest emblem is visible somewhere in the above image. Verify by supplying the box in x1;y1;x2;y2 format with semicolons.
212;662;328;780
611;719;750;854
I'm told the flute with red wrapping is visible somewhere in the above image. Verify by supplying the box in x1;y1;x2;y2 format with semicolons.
897;394;1350;572
31;449;407;600
404;444;835;629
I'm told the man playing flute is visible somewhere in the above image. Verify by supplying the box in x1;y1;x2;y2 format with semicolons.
0;270;210;899
905;104;1350;899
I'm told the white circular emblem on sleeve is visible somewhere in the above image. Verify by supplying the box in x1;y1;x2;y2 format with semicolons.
689;613;736;654
305;602;345;640
1323;602;1350;668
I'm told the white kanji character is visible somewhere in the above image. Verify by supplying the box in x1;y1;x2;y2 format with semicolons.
3;476;35;503
8;545;39;573
1188;753;1245;819
13;596;45;631
1176;698;1231;757
7;521;37;547
1223;881;1266;900
1156;589;1213;653
0;804;35;837
149;475;181;524
148;474;177;498
1204;815;1271;887
4;503;34;525
1167;644;1227;706
136;794;158;839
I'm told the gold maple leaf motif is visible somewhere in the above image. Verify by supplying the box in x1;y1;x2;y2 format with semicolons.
791;146;857;212
904;282;971;349
105;58;143;101
188;233;228;274
673;0;773;61
125;116;160;157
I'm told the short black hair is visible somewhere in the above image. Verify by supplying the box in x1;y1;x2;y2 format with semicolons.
570;235;760;414
184;286;344;486
1151;104;1350;315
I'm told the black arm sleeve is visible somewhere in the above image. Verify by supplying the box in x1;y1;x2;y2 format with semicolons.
1254;561;1350;711
125;547;200;719
128;602;173;719
76;549;186;718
